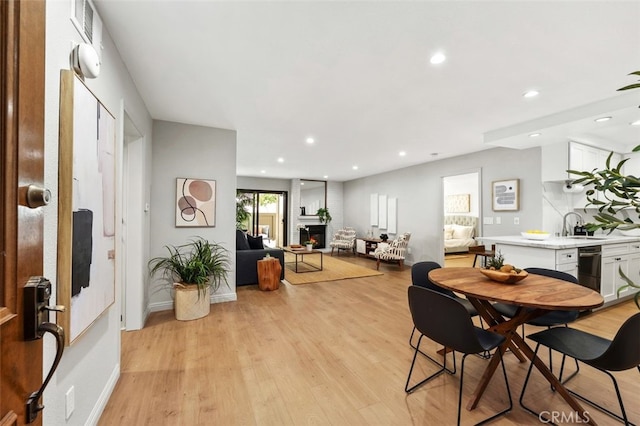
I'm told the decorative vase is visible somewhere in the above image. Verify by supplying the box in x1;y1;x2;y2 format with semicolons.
306;244;313;251
174;283;210;321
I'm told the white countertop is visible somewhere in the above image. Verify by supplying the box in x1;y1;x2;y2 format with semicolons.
477;235;640;250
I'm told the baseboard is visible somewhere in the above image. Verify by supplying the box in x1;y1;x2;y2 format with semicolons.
86;362;120;425
149;291;237;313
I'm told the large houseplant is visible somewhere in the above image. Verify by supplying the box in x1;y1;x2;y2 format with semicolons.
568;71;640;308
149;237;230;320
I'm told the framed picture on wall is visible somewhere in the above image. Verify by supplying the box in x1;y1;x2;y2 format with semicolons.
175;178;216;227
492;179;519;211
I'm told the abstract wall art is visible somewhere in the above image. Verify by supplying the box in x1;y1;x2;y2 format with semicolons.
58;70;116;345
492;179;520;211
175;178;216;227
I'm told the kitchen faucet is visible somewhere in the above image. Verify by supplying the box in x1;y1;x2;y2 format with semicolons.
562;212;584;237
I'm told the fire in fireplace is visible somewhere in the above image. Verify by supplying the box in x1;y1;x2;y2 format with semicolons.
299;225;327;249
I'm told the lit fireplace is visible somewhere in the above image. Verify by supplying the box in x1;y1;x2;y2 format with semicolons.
299;225;327;249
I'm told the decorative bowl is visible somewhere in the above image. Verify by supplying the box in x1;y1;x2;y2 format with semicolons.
521;231;550;240
480;268;528;284
619;228;640;237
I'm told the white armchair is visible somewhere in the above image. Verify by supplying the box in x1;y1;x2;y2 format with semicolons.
374;232;411;270
329;227;357;256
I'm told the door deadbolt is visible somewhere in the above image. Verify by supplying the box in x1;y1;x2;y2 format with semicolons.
26;184;51;208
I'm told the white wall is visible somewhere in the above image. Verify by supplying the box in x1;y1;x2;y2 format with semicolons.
149;121;237;311
344;147;543;265
44;1;153;424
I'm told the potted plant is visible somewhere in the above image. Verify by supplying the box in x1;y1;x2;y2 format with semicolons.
236;192;252;230
304;237;317;251
568;71;640;308
149;237;230;320
316;207;332;224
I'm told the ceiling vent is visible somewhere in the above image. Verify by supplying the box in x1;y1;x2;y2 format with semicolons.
71;0;103;61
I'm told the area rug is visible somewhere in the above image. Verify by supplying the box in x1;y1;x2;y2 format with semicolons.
283;253;383;285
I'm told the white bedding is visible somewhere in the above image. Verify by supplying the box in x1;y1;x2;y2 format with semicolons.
444;223;478;253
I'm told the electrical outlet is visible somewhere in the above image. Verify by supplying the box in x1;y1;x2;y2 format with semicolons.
66;386;75;419
407;247;412;254
483;217;493;225
514;217;520;225
495;217;501;225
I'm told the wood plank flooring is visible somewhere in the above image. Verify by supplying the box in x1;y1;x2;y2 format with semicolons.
99;255;639;425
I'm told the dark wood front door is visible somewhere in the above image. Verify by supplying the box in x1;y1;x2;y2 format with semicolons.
1;0;47;424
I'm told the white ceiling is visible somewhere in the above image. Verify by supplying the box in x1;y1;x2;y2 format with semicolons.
93;1;640;181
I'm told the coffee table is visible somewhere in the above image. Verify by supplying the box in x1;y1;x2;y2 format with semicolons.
282;246;323;273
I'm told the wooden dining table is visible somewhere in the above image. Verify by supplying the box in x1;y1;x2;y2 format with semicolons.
428;267;604;425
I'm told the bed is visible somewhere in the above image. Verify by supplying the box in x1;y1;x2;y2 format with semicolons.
444;215;479;253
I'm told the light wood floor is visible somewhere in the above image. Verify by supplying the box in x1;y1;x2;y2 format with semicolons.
100;254;639;425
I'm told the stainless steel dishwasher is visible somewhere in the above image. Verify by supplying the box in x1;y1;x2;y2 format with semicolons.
578;246;601;292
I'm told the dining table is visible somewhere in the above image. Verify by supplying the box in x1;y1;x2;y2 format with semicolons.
428;267;604;425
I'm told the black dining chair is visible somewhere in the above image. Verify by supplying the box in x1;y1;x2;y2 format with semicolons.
405;286;512;425
492;267;581;378
520;312;640;425
409;262;482;348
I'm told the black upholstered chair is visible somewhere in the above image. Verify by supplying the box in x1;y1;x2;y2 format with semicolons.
520;312;640;424
493;267;581;377
409;262;482;351
405;286;512;425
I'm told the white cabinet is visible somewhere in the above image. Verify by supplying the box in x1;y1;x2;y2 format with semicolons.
601;242;639;303
541;141;622;183
555;248;578;278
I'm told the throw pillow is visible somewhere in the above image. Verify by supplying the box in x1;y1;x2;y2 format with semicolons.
247;234;264;250
452;224;474;239
444;228;454;240
236;230;251;251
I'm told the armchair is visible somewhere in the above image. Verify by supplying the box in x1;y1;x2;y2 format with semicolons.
329;227;356;256
374;232;411;270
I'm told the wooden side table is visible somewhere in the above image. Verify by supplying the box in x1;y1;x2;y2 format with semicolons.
257;257;281;291
468;244;495;268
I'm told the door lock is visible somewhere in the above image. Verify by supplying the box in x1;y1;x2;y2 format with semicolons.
25;184;51;208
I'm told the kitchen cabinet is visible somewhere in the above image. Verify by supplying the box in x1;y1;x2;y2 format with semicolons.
493;244;577;277
541;141;622;183
601;242;639;303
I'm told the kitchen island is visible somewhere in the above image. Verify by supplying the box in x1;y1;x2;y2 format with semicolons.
477;235;640;306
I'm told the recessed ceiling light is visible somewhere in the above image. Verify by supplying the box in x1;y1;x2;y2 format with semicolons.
430;152;439;157
300;182;304;185
260;170;266;174
323;175;328;179
306;137;315;144
594;116;612;122
523;90;539;98
277;157;284;163
430;52;446;65
399;151;406;156
631;119;640;126
529;133;541;138
352;165;358;170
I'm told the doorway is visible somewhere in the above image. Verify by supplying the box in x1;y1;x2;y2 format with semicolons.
237;190;288;248
121;110;146;330
441;170;482;267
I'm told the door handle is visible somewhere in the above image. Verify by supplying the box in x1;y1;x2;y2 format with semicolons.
23;277;66;423
26;322;64;423
24;184;51;208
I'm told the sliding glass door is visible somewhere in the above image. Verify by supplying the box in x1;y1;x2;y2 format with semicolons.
237;189;288;248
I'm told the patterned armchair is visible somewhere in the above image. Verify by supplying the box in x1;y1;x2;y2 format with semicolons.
329;227;357;256
374;232;411;270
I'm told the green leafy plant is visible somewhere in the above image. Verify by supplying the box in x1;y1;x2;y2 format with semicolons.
485;251;505;270
569;71;640;310
316;207;332;224
236;192;252;230
148;237;230;297
618;266;640;309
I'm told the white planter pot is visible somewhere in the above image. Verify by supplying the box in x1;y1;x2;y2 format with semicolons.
306;244;313;251
174;283;210;321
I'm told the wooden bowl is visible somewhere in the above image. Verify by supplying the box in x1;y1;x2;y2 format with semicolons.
480;268;528;284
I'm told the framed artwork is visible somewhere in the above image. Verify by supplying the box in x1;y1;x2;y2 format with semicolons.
492;179;520;211
58;70;116;345
176;178;216;227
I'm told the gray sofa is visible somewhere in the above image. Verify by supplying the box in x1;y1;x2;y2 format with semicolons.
236;230;284;286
